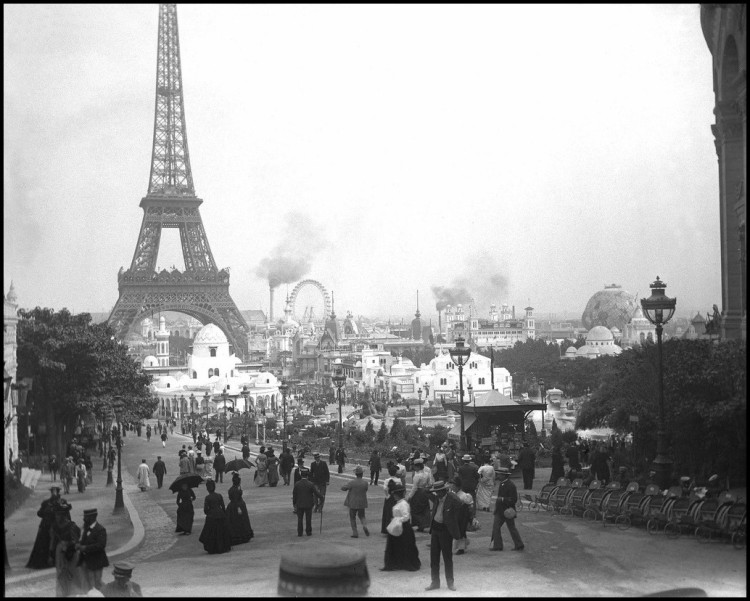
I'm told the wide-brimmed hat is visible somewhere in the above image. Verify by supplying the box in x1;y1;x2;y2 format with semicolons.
83;508;98;518
113;562;134;578
495;467;511;476
431;481;450;492
680;476;691;483
461;454;473;461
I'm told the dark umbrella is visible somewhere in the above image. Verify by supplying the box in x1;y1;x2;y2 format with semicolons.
224;458;255;473
169;474;204;493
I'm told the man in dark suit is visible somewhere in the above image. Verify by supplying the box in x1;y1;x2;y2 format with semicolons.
77;508;109;591
426;480;462;591
517;442;536;490
292;468;323;536
310;452;330;513
152;456;167;489
457;454;479;506
213;450;226;483
490;467;524;551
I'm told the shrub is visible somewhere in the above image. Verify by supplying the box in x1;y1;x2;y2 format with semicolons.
364;420;376;440
376;421;388;442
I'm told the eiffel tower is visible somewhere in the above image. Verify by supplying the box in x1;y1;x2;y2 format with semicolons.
108;4;249;359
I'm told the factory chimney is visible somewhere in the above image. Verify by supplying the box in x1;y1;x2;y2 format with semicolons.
269;284;275;323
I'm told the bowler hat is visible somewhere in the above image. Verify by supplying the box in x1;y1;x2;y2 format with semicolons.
461;454;473;461
413;458;424;465
112;562;134;578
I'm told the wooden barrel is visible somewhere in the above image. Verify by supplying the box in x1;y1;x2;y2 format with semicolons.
278;544;370;597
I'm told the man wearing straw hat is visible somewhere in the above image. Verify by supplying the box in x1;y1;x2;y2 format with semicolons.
490;467;524;552
101;561;143;597
77;508;110;591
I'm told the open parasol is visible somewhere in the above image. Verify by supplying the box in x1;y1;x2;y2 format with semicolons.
224;457;255;473
169;473;204;493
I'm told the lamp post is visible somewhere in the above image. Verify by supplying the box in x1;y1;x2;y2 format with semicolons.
189;393;196;438
279;382;289;442
449;336;471;453
241;386;250;440
221;388;229;444
417;387;423;428
640;276;677;491
539;378;545;436
179;394;186;434
467;382;473;449
112;396;124;513
332;364;346;450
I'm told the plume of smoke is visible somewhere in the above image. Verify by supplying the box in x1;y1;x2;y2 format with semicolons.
432;285;472;311
255;212;328;288
432;251;510;312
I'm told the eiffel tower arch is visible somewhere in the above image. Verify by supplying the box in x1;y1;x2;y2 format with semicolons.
108;4;249;359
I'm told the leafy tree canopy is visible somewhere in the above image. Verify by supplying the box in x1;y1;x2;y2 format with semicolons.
17;307;155;423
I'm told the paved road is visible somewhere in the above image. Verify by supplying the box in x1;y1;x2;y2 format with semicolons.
6;421;747;597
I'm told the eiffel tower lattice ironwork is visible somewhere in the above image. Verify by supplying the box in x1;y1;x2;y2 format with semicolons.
108;4;249;359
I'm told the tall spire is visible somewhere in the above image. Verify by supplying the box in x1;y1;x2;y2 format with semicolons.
415;289;420;318
330;291;336;318
148;4;194;196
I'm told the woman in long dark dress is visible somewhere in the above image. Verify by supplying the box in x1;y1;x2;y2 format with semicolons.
26;486;62;568
549;446;566;483
266;448;280;487
381;467;400;534
175;482;196;535
198;479;232;554
226;472;254;545
382;485;420;572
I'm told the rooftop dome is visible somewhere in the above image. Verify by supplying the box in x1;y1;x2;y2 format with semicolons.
581;284;637;331
193;323;228;346
142;355;158;367
587;326;614;342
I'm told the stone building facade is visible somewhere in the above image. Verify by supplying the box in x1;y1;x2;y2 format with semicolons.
701;4;746;340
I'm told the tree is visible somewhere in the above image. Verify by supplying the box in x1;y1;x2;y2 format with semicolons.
550;418;562;449
576;339;746;484
17;308;155;459
376;421;388;442
364;419;376;440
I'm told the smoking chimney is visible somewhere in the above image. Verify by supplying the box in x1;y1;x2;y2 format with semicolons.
438;309;442;339
269;285;275;323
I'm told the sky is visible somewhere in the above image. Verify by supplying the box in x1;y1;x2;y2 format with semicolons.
4;4;720;324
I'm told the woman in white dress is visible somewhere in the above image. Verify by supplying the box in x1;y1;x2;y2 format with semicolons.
137;458;151;491
476;458;496;511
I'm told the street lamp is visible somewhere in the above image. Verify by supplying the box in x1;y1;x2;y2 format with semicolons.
417;387;423;428
112;396;125;513
640;276;677;490
332;363;346;450
189;393;197;438
467;382;473;449
179;395;186;434
539;378;545;436
241;386;250;440
449;335;471;453
279;382;289;442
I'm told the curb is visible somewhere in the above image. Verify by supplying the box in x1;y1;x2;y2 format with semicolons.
4;484;145;587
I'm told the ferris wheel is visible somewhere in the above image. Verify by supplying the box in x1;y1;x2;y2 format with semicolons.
289;279;332;324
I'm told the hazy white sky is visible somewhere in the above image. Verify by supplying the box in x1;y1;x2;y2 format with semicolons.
4;4;720;322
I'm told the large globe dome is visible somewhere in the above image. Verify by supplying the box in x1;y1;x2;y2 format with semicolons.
581;284;637;331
